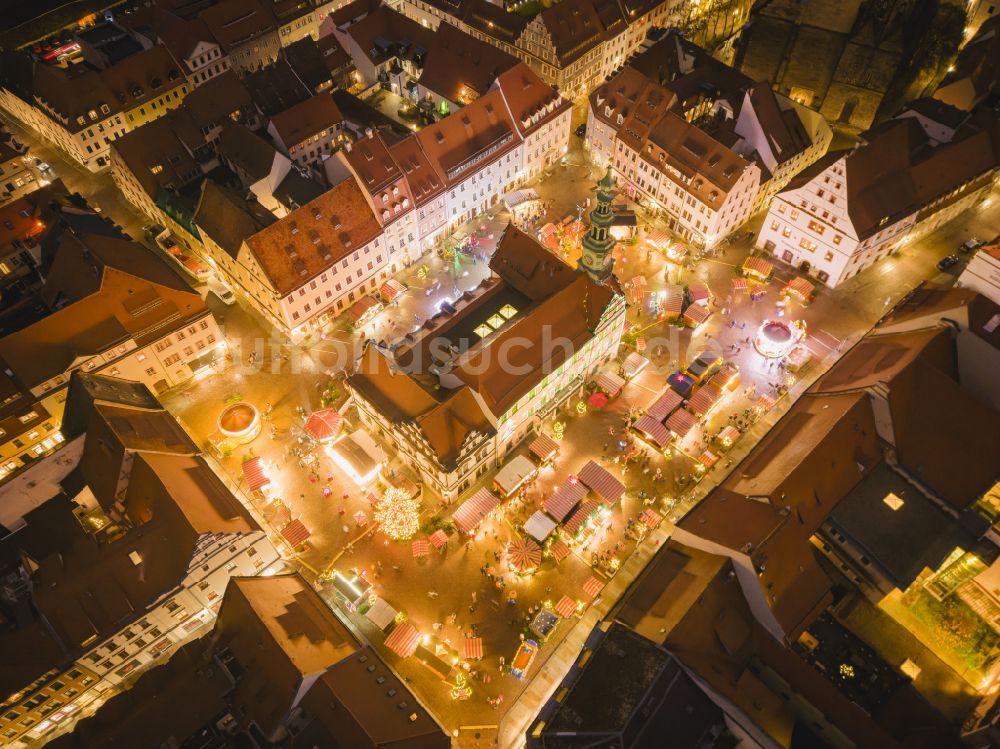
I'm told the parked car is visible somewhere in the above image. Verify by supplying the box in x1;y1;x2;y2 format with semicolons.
959;237;983;253
686;352;723;383
33;158;50;172
574;123;586;137
937;254;960;271
143;223;165;239
156;234;178;252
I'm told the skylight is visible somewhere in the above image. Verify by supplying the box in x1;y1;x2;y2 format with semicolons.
499;304;517;319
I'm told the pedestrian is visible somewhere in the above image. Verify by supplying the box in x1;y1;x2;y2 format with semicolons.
428;590;439;599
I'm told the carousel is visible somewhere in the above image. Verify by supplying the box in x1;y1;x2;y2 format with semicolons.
754;319;806;359
217;402;261;445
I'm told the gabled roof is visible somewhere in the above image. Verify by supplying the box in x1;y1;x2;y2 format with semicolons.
417;21;519;103
415;388;494;470
199;0;276;52
217;122;280;181
494;62;569;137
538;0;612;67
194;180;276;258
243;177;381;295
269;91;344;148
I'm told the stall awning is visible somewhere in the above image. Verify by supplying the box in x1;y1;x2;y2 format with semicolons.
412;539;430;558
689;283;711;303
688;383;723;416
452;488;500;534
622;352;649;379
347;294;382;323
645;229;671;247
641;508;662;529
698;450;720;468
280;519;310;547
550;539;571;562
507;537;541;572
731;277;748;292
379;278;407;302
717;425;740;446
463;637;483;660
785;276;815;302
504;188;539;209
582;576;604;598
742;255;773;279
683;303;711;327
562;499;603;536
666;409;697;438
331;431;384;485
524;510;557;543
303;408;343;442
660;284;684;315
242;456;270;492
595;372;625;397
429;529;449;549
577;460;625;504
756;393;777;411
554;595;577;618
543;479;587;522
529;433;559;463
647;389;682;421
385;622;419;658
632;414;673;448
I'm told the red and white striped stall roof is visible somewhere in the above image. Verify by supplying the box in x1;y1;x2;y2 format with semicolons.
595;372;625;397
632;414;673;448
717;425;740;445
543;480;587;523
379;278;407;302
384;621;420;658
452;488;501;534
647;389;683;421
698;450;720;468
303;408;343;442
756;393;777;411
688;383;723;416
731;277;748;292
577;460;625;503
429;529;449;549
582;576;605;598
554;596;577;618
242;456;270;492
411;539;431;558
562;499;603;536
666;409;697;438
280;519;310;547
688;283;711;303
529;433;559;462
641;508;663;529
550;539;571;562
683;303;711;326
463;637;483;660
742;255;773;279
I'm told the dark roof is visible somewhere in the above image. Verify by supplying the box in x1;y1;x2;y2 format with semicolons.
533;622;729;749
60;371;159;440
244;60;312;118
193;180;276;258
283;36;333;91
828;462;976;590
217;123;280;181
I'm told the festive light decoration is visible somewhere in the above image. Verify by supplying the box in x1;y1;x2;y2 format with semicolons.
552;421;565;441
575;401;587;414
374;487;420;540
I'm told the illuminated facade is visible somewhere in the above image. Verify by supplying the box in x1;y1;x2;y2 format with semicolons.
349;224;625;499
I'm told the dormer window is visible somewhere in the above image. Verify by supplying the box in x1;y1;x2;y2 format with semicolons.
616;114;624;125
382;194;388;203
392;185;399;196
88;110;98;121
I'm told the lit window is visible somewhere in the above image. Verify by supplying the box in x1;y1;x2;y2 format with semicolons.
883;493;904;511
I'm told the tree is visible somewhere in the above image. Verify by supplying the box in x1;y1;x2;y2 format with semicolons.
374;487;421;540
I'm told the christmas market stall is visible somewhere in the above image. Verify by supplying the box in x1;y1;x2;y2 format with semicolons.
543;478;588;523
493;455;537;498
452;487;501;536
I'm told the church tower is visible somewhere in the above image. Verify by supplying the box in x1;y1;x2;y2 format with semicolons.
579;167;618;283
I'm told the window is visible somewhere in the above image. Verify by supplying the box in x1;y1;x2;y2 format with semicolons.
824;251;834;262
833;235;842;245
770;220;779;231
790;209;799;220
781;226;791;238
807;220;825;235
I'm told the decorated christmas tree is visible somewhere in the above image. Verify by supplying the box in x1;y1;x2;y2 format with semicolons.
374;487;421;540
